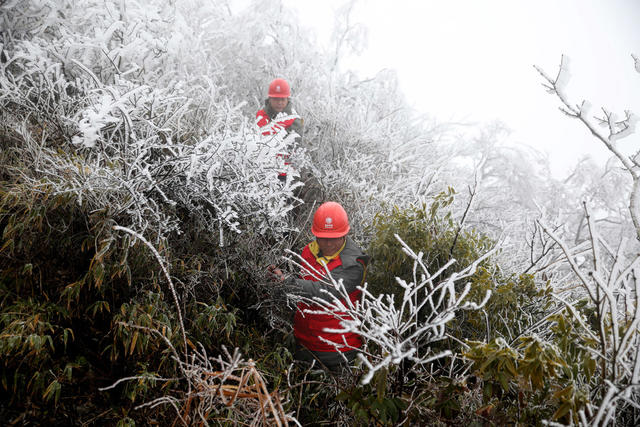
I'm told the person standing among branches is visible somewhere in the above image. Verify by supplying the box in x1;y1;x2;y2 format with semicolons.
256;78;303;139
267;202;369;371
256;78;304;180
256;78;323;206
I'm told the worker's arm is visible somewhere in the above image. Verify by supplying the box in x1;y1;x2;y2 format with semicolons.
286;263;364;303
256;109;270;127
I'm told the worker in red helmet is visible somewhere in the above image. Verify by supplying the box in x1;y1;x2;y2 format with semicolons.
256;78;304;140
267;202;369;371
256;78;304;179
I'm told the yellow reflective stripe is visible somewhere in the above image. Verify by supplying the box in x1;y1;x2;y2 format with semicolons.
308;240;320;257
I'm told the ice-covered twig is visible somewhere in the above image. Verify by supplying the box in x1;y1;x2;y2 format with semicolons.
539;206;640;423
113;225;188;363
536;55;640;241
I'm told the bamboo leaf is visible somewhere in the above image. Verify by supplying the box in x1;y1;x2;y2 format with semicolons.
129;331;138;355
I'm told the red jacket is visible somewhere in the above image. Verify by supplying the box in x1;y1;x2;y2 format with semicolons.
256;110;297;135
292;238;369;352
255;99;302;137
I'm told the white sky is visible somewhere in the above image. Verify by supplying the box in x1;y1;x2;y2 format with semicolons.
282;0;640;178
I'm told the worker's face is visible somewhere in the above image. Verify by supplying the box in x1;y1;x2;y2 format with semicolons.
269;97;288;113
316;237;345;257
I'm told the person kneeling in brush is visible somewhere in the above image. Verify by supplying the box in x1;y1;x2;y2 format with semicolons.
267;202;369;371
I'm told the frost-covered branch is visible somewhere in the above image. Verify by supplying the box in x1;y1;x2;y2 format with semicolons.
535;55;640;241
112;225;188;362
101;342;298;426
538;207;640;424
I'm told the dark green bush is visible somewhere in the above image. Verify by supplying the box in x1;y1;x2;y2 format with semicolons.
0;182;249;424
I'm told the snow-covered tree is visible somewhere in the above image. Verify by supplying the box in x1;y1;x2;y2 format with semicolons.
534;55;640;425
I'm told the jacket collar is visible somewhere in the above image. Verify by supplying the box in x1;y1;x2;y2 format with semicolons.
308;238;346;266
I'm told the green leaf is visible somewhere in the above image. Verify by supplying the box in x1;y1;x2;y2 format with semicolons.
375;367;387;402
497;372;509;391
63;328;75;350
43;379;61;405
22;263;33;275
553;384;574;400
552;401;572;421
384;399;398;422
336;391;349;402
583;357;596;381
504;357;518;377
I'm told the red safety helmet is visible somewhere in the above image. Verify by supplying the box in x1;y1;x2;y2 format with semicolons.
268;78;291;98
312;202;350;238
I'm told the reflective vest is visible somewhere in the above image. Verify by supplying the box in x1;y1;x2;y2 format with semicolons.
293;240;367;352
256;109;297;135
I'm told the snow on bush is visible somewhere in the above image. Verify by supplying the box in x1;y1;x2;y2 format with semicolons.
0;0;305;243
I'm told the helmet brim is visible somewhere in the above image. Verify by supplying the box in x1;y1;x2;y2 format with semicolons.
311;228;349;238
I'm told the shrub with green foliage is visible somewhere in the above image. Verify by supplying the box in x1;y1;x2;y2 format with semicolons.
0;181;262;424
464;326;593;425
2;0;634;424
358;193;588;424
366;192;549;345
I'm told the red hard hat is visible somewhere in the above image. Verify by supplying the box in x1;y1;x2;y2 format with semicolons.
268;78;291;98
312;202;350;238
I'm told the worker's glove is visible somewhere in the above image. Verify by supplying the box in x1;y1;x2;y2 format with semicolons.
266;264;285;282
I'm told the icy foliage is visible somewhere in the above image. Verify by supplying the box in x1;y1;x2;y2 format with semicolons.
101;342;298;426
0;0;305;243
537;209;640;425
0;0;588;256
536;55;639;241
535;56;640;425
2;0;639;423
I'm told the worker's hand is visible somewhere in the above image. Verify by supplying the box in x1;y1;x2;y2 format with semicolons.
266;264;285;282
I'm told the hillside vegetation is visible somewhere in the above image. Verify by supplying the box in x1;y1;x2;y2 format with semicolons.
0;1;638;425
